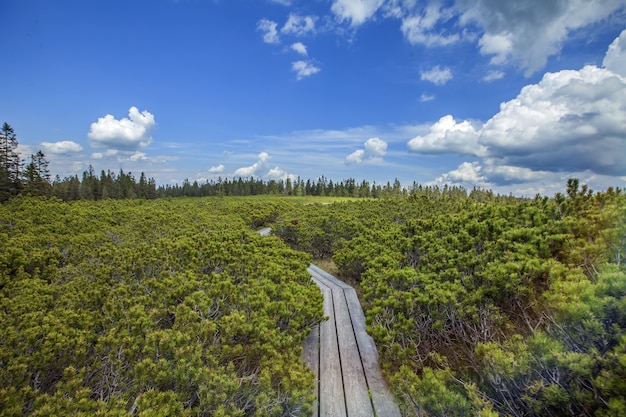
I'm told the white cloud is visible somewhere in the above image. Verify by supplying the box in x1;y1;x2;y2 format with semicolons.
129;152;147;161
267;166;295;181
345;137;388;164
92;149;119;159
208;164;225;173
233;152;270;177
346;149;366;164
41;140;83;154
457;0;626;75
408;115;485;156
88;106;155;150
257;19;280;44
291;42;308;56
400;4;460;47
478;32;513;65
603;28;626;77
420;93;435;102
414;33;626;189
292;60;321;79
432;161;489;187
335;1;624;75
420;65;453;85
479;65;626;176
331;0;385;27
483;70;505;82
269;0;291;5
431;160;553;189
282;13;317;36
364;137;387;156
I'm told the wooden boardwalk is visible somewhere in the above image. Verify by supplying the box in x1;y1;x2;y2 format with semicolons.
257;228;400;416
303;265;401;417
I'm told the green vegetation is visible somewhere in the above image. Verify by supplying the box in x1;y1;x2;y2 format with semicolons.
2;120;624;415
0;197;323;416
273;180;626;417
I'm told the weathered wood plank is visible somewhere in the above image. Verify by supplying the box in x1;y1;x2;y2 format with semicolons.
309;264;401;417
323;278;374;417
302;323;320;417
343;287;402;417
313;278;347;417
309;264;352;289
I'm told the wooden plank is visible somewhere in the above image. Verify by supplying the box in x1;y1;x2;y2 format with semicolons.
343;287;402;417
309;264;352;289
325;278;374;416
313;278;347;417
310;269;375;417
302;323;320;417
309;265;401;417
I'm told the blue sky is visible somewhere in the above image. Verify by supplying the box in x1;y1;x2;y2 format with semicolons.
1;0;626;196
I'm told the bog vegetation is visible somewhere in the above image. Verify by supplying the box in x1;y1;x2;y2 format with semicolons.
273;180;626;417
1;122;625;416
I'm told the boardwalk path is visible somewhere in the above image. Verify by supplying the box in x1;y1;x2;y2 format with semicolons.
257;227;400;416
304;265;401;417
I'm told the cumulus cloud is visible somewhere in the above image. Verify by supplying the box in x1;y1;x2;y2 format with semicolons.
291;42;308;55
208;164;225;173
331;0;385;26
233;152;270;177
41;140;83;154
432;161;489;188
420;93;435;102
282;13;317;36
267;166;295;181
431;160;552;189
603;28;626;77
479;65;626;176
88;107;155;150
292;60;321;79
408;115;485;156
414;31;626;189
420;65;453;85
257;19;280;44
345;137;388;164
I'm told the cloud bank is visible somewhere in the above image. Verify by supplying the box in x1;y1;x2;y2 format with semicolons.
410;28;626;190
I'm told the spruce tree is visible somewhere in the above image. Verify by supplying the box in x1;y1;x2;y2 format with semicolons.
0;123;22;200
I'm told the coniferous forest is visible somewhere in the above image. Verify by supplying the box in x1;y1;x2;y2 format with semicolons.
1;123;626;416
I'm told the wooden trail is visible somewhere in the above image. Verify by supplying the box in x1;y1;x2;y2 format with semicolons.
304;265;401;417
257;228;400;416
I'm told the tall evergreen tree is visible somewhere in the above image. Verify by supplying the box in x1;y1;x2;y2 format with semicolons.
23;151;52;196
0;123;22;201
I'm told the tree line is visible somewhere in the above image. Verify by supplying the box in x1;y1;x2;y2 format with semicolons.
2;121;440;202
